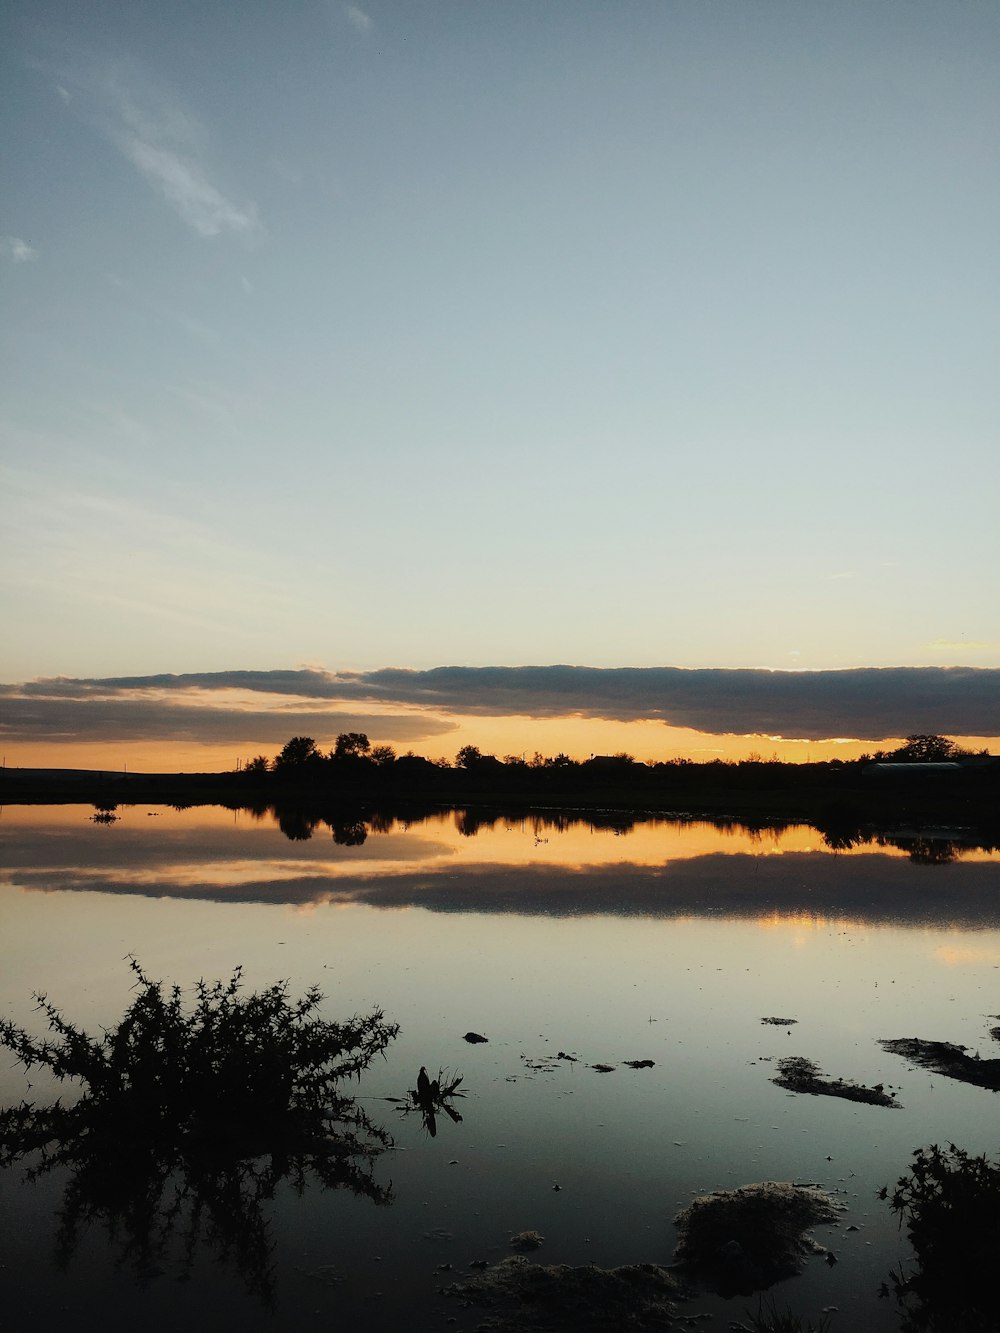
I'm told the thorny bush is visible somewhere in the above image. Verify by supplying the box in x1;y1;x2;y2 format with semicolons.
0;957;401;1302
0;955;399;1139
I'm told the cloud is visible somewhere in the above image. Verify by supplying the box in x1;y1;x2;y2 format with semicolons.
7;664;1000;743
52;53;261;240
351;665;1000;740
1;235;38;263
0;686;453;747
927;640;1000;654
344;4;372;32
117;134;260;238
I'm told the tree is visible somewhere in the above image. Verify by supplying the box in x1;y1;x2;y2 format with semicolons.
455;744;503;771
334;732;371;758
243;755;270;774
545;753;575;768
890;735;967;763
273;736;322;769
369;744;396;766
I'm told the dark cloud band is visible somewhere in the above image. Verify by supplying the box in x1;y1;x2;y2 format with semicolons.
6;664;999;743
0;693;454;746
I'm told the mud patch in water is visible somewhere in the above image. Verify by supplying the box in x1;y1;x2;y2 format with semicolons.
444;1255;680;1330
879;1037;1000;1091
772;1055;901;1107
673;1181;841;1296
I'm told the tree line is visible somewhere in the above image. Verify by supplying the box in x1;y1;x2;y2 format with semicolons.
240;731;984;776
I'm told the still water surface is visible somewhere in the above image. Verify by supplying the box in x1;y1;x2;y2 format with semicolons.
2;805;999;1330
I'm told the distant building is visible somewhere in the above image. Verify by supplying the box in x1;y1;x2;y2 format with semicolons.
863;762;961;776
863;754;998;777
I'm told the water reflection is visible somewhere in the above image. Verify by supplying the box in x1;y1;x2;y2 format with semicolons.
23;1127;392;1306
3;1119;393;1305
2;805;999;928
3;803;1000;1333
237;802;1000;866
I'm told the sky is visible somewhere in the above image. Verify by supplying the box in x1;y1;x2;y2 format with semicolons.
2;1;999;769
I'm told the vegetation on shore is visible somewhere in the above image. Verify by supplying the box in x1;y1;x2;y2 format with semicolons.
242;729;986;784
880;1144;1000;1332
3;733;997;832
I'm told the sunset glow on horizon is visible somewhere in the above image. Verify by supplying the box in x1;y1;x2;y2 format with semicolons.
7;722;999;776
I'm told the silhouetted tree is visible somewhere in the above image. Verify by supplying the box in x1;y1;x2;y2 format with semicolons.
243;755;270;774
890;735;967;762
369;744;396;766
334;732;370;758
544;753;575;769
273;736;322;769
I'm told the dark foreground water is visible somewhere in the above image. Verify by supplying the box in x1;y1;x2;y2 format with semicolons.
2;805;999;1331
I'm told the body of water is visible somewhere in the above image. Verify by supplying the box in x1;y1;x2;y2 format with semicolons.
2;804;999;1330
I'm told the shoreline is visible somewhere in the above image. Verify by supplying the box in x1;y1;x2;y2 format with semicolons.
2;762;998;845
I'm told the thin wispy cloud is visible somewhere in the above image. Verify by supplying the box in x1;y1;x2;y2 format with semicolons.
344;4;372;33
52;53;261;240
1;235;38;263
927;640;1000;654
117;135;260;238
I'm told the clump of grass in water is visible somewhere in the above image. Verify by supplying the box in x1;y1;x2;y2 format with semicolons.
0;956;400;1302
404;1065;465;1137
879;1142;1000;1332
732;1299;833;1331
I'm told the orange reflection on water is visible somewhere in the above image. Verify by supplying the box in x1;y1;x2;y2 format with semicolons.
4;804;998;945
752;909;865;934
933;943;1000;967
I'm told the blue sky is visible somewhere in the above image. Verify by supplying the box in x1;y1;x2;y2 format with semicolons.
2;2;999;762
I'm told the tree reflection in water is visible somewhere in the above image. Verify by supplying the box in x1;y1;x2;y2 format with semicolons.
14;1110;393;1306
257;800;1000;866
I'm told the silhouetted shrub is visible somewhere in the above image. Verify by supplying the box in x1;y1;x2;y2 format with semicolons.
0;959;400;1301
1;956;398;1142
880;1143;1000;1331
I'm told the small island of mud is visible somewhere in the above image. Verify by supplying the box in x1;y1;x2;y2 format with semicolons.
879;1037;1000;1091
771;1055;901;1107
445;1255;680;1330
674;1180;841;1296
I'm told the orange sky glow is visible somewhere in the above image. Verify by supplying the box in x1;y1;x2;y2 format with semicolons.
7;707;995;775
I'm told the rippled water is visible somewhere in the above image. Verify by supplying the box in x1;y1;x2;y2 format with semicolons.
2;804;999;1331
